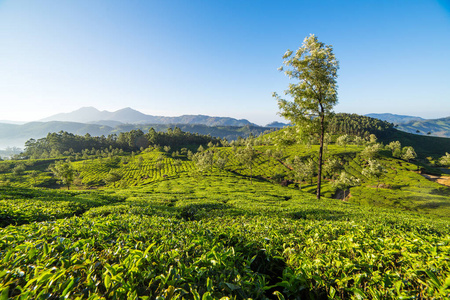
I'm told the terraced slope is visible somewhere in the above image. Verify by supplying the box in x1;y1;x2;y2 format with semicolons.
0;175;449;299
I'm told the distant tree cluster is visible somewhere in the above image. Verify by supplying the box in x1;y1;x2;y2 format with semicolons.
22;127;219;159
328;113;394;138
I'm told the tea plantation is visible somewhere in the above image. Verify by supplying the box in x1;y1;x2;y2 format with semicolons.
0;138;449;299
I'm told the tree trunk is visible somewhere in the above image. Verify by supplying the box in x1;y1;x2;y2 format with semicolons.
316;110;325;200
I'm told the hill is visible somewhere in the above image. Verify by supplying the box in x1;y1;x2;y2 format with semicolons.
0;131;449;299
365;113;424;124
40;107;258;127
366;113;450;138
265;121;289;128
379;128;450;157
395;117;450;138
0;121;275;150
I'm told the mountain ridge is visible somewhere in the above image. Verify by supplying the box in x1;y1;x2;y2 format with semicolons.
366;113;450;137
365;113;424;124
40;107;258;127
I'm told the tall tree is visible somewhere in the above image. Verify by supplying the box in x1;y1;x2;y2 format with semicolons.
274;34;339;199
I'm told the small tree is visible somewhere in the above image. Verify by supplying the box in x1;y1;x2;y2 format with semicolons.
332;171;359;199
368;134;377;144
105;170;122;187
387;141;402;158
305;158;317;185
439;152;450;166
187;150;194;160
336;134;351;150
236;144;258;184
50;161;75;190
324;132;332;152
323;157;342;180
274;34;339;199
401;146;417;162
362;159;386;191
215;152;229;171
360;143;382;160
12;163;26;177
0;164;10;173
29;170;39;185
192;150;214;173
291;156;314;190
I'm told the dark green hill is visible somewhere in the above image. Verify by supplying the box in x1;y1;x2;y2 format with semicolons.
378;128;450;157
326;113;449;157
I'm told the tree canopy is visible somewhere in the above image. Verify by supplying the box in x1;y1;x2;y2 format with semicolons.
274;34;339;199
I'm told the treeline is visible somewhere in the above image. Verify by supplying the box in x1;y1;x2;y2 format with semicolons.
328;113;394;137
22;128;219;159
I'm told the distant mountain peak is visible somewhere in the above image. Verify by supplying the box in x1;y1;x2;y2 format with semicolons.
266;121;289;128
39;107;257;127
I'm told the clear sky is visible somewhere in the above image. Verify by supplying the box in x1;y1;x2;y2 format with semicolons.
0;0;449;125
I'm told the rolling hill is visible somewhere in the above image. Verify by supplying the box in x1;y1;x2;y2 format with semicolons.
366;113;450;138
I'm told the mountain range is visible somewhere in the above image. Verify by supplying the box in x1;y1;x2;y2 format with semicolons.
40;107;258;127
365;113;450;138
365;113;424;124
0;108;448;151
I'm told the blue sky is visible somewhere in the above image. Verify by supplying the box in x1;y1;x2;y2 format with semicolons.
0;0;449;125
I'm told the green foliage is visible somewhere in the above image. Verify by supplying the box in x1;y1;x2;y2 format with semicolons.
11;163;26;177
0;175;448;299
360;143;382;160
328;113;394;137
23;127;218;159
401;146;417;162
236;144;258;183
379;129;450;157
362;159;386;190
1;127;450;298
49;160;75;189
336;134;352;149
331;171;360;199
274;34;339;199
74;150;195;187
192;150;214;173
440;152;450;166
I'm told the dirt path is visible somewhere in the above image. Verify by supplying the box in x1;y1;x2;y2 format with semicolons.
421;174;450;187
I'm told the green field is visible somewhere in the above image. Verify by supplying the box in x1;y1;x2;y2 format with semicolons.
0;130;449;299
